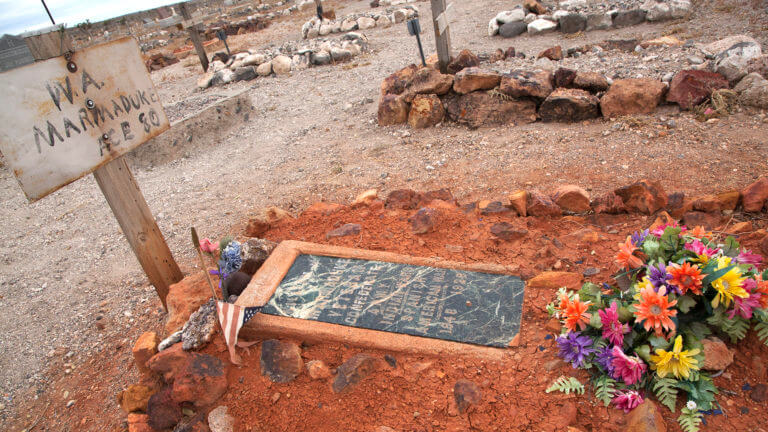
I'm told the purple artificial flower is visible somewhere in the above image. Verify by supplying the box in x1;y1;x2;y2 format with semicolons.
631;229;650;246
595;345;615;375
648;262;678;294
557;332;595;368
736;249;763;266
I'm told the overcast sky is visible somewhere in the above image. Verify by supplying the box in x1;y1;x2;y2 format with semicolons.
0;0;178;36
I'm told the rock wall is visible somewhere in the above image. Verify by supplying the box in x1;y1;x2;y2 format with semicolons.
302;5;418;39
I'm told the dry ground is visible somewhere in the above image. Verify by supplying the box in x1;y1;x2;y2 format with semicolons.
0;0;767;429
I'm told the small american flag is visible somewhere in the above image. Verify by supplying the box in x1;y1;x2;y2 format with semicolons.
216;301;262;365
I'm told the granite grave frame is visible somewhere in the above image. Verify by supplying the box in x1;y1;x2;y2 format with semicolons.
236;241;524;359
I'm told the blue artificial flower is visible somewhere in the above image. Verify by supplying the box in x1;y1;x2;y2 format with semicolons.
631;229;649;246
595;345;615;374
557;332;595;368
218;240;242;276
648;262;679;294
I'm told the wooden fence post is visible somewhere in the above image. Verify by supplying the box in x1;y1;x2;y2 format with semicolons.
178;2;209;72
430;0;452;74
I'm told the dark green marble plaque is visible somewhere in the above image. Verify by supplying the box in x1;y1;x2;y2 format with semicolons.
261;254;525;347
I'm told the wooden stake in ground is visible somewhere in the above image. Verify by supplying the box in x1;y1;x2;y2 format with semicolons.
190;227;220;301
429;0;452;73
178;2;209;72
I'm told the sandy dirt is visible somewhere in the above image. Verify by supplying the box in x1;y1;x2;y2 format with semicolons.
0;0;767;430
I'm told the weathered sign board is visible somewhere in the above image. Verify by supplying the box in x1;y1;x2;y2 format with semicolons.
238;241;525;357
0;35;35;72
0;37;169;201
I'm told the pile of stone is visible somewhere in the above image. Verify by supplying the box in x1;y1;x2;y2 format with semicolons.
145;53;179;71
378;35;767;129
198;32;369;89
301;5;418;39
489;0;691;38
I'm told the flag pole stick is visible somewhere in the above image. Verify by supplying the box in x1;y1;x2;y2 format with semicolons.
191;227;219;302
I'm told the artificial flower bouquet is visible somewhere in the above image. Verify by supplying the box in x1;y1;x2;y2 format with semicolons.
199;235;243;299
545;223;768;432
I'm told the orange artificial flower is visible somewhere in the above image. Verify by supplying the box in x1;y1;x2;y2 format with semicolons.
616;237;643;270
756;275;768;309
634;286;677;338
688;226;712;240
668;262;704;295
563;294;591;332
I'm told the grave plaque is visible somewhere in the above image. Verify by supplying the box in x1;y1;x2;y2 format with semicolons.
260;253;525;347
0;35;34;72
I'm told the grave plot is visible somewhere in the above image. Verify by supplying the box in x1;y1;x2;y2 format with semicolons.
489;0;692;39
301;4;419;39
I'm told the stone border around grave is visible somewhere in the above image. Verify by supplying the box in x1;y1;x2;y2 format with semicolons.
489;0;691;39
301;4;418;39
236;240;515;360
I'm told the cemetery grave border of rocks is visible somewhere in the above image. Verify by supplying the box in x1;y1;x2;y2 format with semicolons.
489;0;692;39
301;3;419;39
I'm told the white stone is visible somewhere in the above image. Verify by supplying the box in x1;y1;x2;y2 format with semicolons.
214;68;235;85
524;13;537;24
552;10;570;20
716;42;763;83
488;18;500;36
307;27;320;38
271;55;292;75
376;15;392;28
670;0;692;18
319;24;333;35
347;42;362;56
210;60;227;72
358;16;376;29
256;61;272;76
534;57;555;70
734;73;768;109
495;8;526;24
234;52;248;61
331;47;352;62
208;406;235;432
197;72;214;89
393;10;406;23
586;12;612;30
559;0;586;9
243;53;266;66
341;18;358;32
527;18;557;35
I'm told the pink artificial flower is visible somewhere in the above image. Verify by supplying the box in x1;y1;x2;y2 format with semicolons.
611;346;647;385
612;390;644;413
736;249;763;266
684;240;719;258
599;301;630;346
728;278;762;319
199;238;219;254
651;221;687;237
704;108;715;115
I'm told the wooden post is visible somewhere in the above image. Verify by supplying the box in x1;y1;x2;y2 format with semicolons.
25;29;183;308
23;25;72;61
178;2;209;72
429;0;452;74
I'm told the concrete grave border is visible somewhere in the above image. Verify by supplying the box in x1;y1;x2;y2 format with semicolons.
237;240;520;360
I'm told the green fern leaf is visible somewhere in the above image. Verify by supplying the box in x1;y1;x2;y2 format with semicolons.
678;408;703;432
722;316;749;343
756;322;768;347
593;376;617;406
546;376;585;395
653;377;679;412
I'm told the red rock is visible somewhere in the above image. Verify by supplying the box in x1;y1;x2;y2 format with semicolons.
528;272;582;290
326;223;362;239
626;400;666;432
539;88;600;123
701;338;734;371
421;188;455;206
614;179;668;214
408;94;445;128
490;223;528;241
554;67;577;88
553;185;591;213
264;206;292;223
386;189;421;210
504;47;517;59
572;72;610;93
452;67;501;94
148;344;188;381
378;94;409;126
127;413;153;432
682;211;723;230
527;192;562;216
649;211;675;233
245;217;270;237
333;354;380;393
306;360;332;379
132;332;159;375
352;189;379;207
524;0;547;14
171;353;227;407
261;340;303;383
751;384;768;402
591;192;627;214
165;273;212;334
691;195;722;213
446;49;480;74
500;70;554;99
381;64;419;96
147;387;183;430
508;190;528;216
716;190;740;211
302;202;345;216
666;70;729;110
731;221;753;233
489;48;505;63
402;67;454;102
478;200;510;215
444;92;537;128
454;380;482;414
666;192;694;219
410;208;438;234
239;238;277;275
538;46;563;61
600;79;667;118
742;177;768;212
117;384;154;413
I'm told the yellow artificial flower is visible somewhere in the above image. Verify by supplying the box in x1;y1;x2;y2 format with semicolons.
633;277;654;301
650;335;700;379
711;256;748;308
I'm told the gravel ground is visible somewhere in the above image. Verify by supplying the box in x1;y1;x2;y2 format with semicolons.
1;0;767;428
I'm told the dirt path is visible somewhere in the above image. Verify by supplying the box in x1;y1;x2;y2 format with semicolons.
0;0;767;429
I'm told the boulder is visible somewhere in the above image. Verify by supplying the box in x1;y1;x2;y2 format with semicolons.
326;223;362;239
133;332;159;375
559;13;587;33
261;340;303;383
197;72;215;89
454;380;482;414
572;72;610;93
691;196;722;213
613;9;647;28
554;67;577;88
528;272;582;290
683;211;723;230
734;73;768;109
386;189;421;210
539;88;600;122
626;401;666;432
341;18;358;32
358;16;376;29
527;19;557;35
647;0;691;21
500;70;554;99
499;21;528;38
614;180;668;214
118;384;154;413
714;39;763;84
271;55;292;75
169;353;227;407
378;95;409;126
401;67;454;101
166;273;211;334
741;177;768;212
666;70;729;109
527;192;562;216
488;18;501;36
538;46;563;61
256;61;272;76
444;92;537;128
592;192;626;214
453;67;501;94
242;53;266;66
523;0;547;15
381;64;419;96
701;338;734;371
496;8;526;24
446;50;480;74
333;354;379;393
377;15;392;28
408;94;445;129
490;223;528;241
600;79;667;118
586;12;612;30
553;185;591;213
147;387;183;430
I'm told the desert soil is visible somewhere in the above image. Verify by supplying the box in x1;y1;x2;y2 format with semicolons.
0;0;767;430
